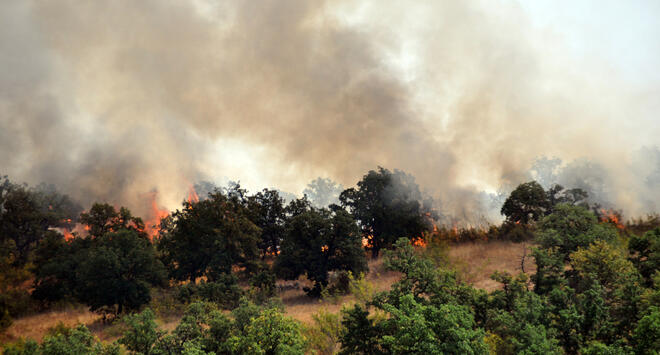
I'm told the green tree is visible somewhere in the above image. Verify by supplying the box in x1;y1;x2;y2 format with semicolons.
275;206;367;297
228;308;308;354
629;228;660;287
0;237;32;331
501;181;550;225
487;291;563;355
536;204;616;257
580;341;632;355
158;188;260;283
570;240;639;293
633;307;660;355
339;305;386;355
340;167;429;257
0;183;51;266
151;302;218;355
34;223;165;316
532;204;617;295
510;324;563;355
32;231;90;303
119;309;164;354
381;294;489;355
3;324;120;355
0;177;81;267
76;229;167;315
245;188;286;258
570;240;643;335
176;274;243;309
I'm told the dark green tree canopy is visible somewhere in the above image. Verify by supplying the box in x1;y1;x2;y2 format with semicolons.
245;188;286;258
275;205;367;296
157;187;260;283
501;181;551;225
0;177;79;266
537;203;616;257
76;229;167;315
0;186;49;266
340;167;429;257
33;227;166;316
629;227;660;287
32;231;89;303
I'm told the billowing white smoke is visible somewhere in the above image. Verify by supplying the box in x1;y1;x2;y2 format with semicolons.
1;0;658;220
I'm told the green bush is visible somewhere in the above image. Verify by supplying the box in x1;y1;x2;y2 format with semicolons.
118;309;163;354
176;274;243;309
3;324;119;355
228;308;308;354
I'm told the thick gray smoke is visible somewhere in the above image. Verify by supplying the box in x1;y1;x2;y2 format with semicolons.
1;0;658;220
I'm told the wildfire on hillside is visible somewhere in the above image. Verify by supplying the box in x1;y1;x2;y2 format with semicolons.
187;185;200;204
411;236;427;247
56;227;74;241
143;184;200;239
143;192;170;240
51;222;88;241
599;209;624;229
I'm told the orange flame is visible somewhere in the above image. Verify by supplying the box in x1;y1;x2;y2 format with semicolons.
411;236;427;247
49;226;75;241
144;191;170;240
61;228;74;241
187;185;199;204
600;209;624;229
362;235;372;248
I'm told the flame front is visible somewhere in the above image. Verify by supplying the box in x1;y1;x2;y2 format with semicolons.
144;192;170;240
187;185;199;203
599;209;624;229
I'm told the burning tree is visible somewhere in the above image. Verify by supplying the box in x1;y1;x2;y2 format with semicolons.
80;202;148;239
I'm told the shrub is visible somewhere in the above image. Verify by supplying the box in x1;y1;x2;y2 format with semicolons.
177;274;243;309
307;309;343;355
228;308;308;354
3;324;119;355
118;309;163;354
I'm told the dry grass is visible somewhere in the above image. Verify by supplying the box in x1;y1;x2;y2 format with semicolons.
281;240;535;323
2;240;534;341
449;240;536;291
280;257;401;324
1;306;101;343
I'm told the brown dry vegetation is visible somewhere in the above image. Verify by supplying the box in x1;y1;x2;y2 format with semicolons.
2;240;533;343
1;306;100;343
281;239;534;324
280;255;402;324
449;240;535;291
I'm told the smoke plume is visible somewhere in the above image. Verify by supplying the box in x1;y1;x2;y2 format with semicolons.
1;0;658;220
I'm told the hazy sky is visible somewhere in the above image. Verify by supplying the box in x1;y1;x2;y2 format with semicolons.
521;0;660;86
1;0;659;219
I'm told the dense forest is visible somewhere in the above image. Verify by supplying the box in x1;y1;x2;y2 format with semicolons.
1;167;659;354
